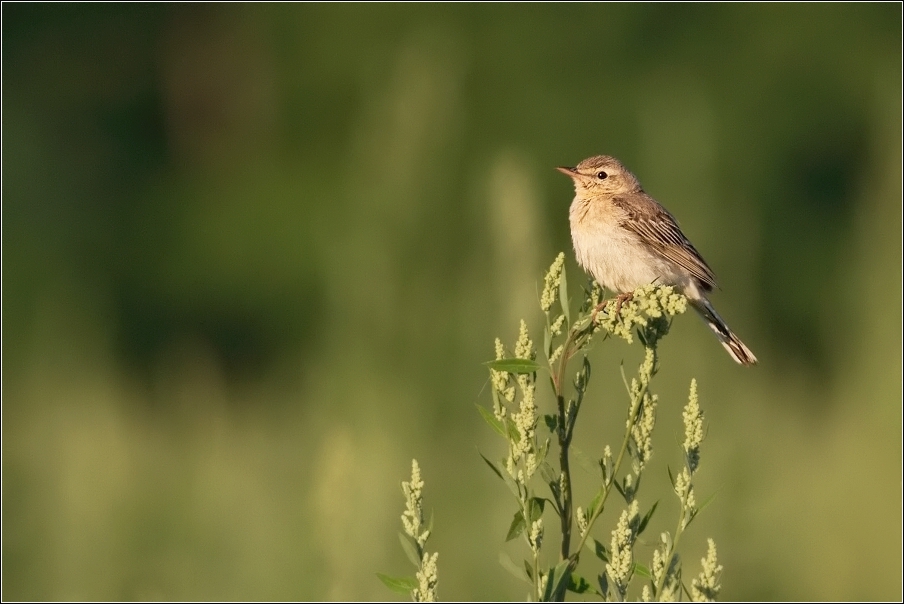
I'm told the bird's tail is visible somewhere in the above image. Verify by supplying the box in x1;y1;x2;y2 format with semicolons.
690;298;758;366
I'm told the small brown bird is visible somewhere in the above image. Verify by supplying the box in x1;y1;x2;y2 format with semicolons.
558;155;757;366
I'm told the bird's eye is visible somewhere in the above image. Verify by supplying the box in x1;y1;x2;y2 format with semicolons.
596;171;608;180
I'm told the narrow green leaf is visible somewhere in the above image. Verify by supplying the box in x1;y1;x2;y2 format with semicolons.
541;567;555;601
543;324;552;358
547;483;562;514
696;490;719;514
544;559;573;601
506;510;526;541
506;418;521;443
572;314;593;334
523;559;534;580
571;358;591;412
501;467;522;498
539;462;558;486
376;573;418;594
476;404;507;438
660;531;673;553
619;362;632;397
598;572;609;598
491;385;502;412
637;500;659;536
588;485;605;518
680;579;694;601
633;563;653;579
567;573;601;595
587;538;609;562
537;437;550;465
528;497;546;522
478;450;504;480
685;507;699;528
613;478;626;501
499;552;530;583
559;263;570;325
571;445;598;477
485;358;542;374
398;532;422;567
543;414;558;432
628;472;642;500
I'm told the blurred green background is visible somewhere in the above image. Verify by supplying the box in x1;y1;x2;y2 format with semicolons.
2;4;901;600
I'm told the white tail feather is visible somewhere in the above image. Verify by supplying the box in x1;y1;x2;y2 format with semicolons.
690;298;758;366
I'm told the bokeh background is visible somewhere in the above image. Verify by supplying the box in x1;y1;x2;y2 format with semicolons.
3;4;901;601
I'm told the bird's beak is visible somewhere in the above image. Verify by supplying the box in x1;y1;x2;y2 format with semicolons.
556;166;578;177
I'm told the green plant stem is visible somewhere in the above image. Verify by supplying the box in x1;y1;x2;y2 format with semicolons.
548;324;581;567
556;392;573;561
550;326;579;395
654;480;690;598
570;346;655;564
533;548;541;600
547;298;659;600
548;324;585;602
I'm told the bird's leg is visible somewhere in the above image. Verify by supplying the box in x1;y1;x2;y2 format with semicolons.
611;291;633;317
590;301;607;324
590;292;633;323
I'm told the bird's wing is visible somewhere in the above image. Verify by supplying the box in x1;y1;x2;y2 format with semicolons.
613;193;719;290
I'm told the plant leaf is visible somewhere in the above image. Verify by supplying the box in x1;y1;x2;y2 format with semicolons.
696;490;719;514
506;509;526;541
478;450;504;480
524;559;534;580
476;404;507;438
501;466;522;498
637;500;659;536
398;532;422;567
376;573;418;594
543;559;573;601
586;538;609;562
491;385;503;413
598;572;609;598
571;445;598;477
537;437;550;465
619;362;632;396
581;355;592;385
539;461;558;486
685;507;699;527
567;573;601;595
599;456;610;484
499;552;530;583
528;497;546;522
484;358;542;374
572;314;593;334
543;323;552;358
613;477;626;501
588;485;605;517
633;563;653;579
559;262;570;325
506;418;521;443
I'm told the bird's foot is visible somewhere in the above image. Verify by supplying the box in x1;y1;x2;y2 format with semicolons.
611;292;634;317
590;292;633;323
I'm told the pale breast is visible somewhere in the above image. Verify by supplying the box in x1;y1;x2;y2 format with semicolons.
569;197;691;293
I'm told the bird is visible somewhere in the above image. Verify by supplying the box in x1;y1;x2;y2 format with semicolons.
557;154;757;366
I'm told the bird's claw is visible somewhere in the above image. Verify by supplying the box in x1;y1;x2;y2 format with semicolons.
590;292;634;324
